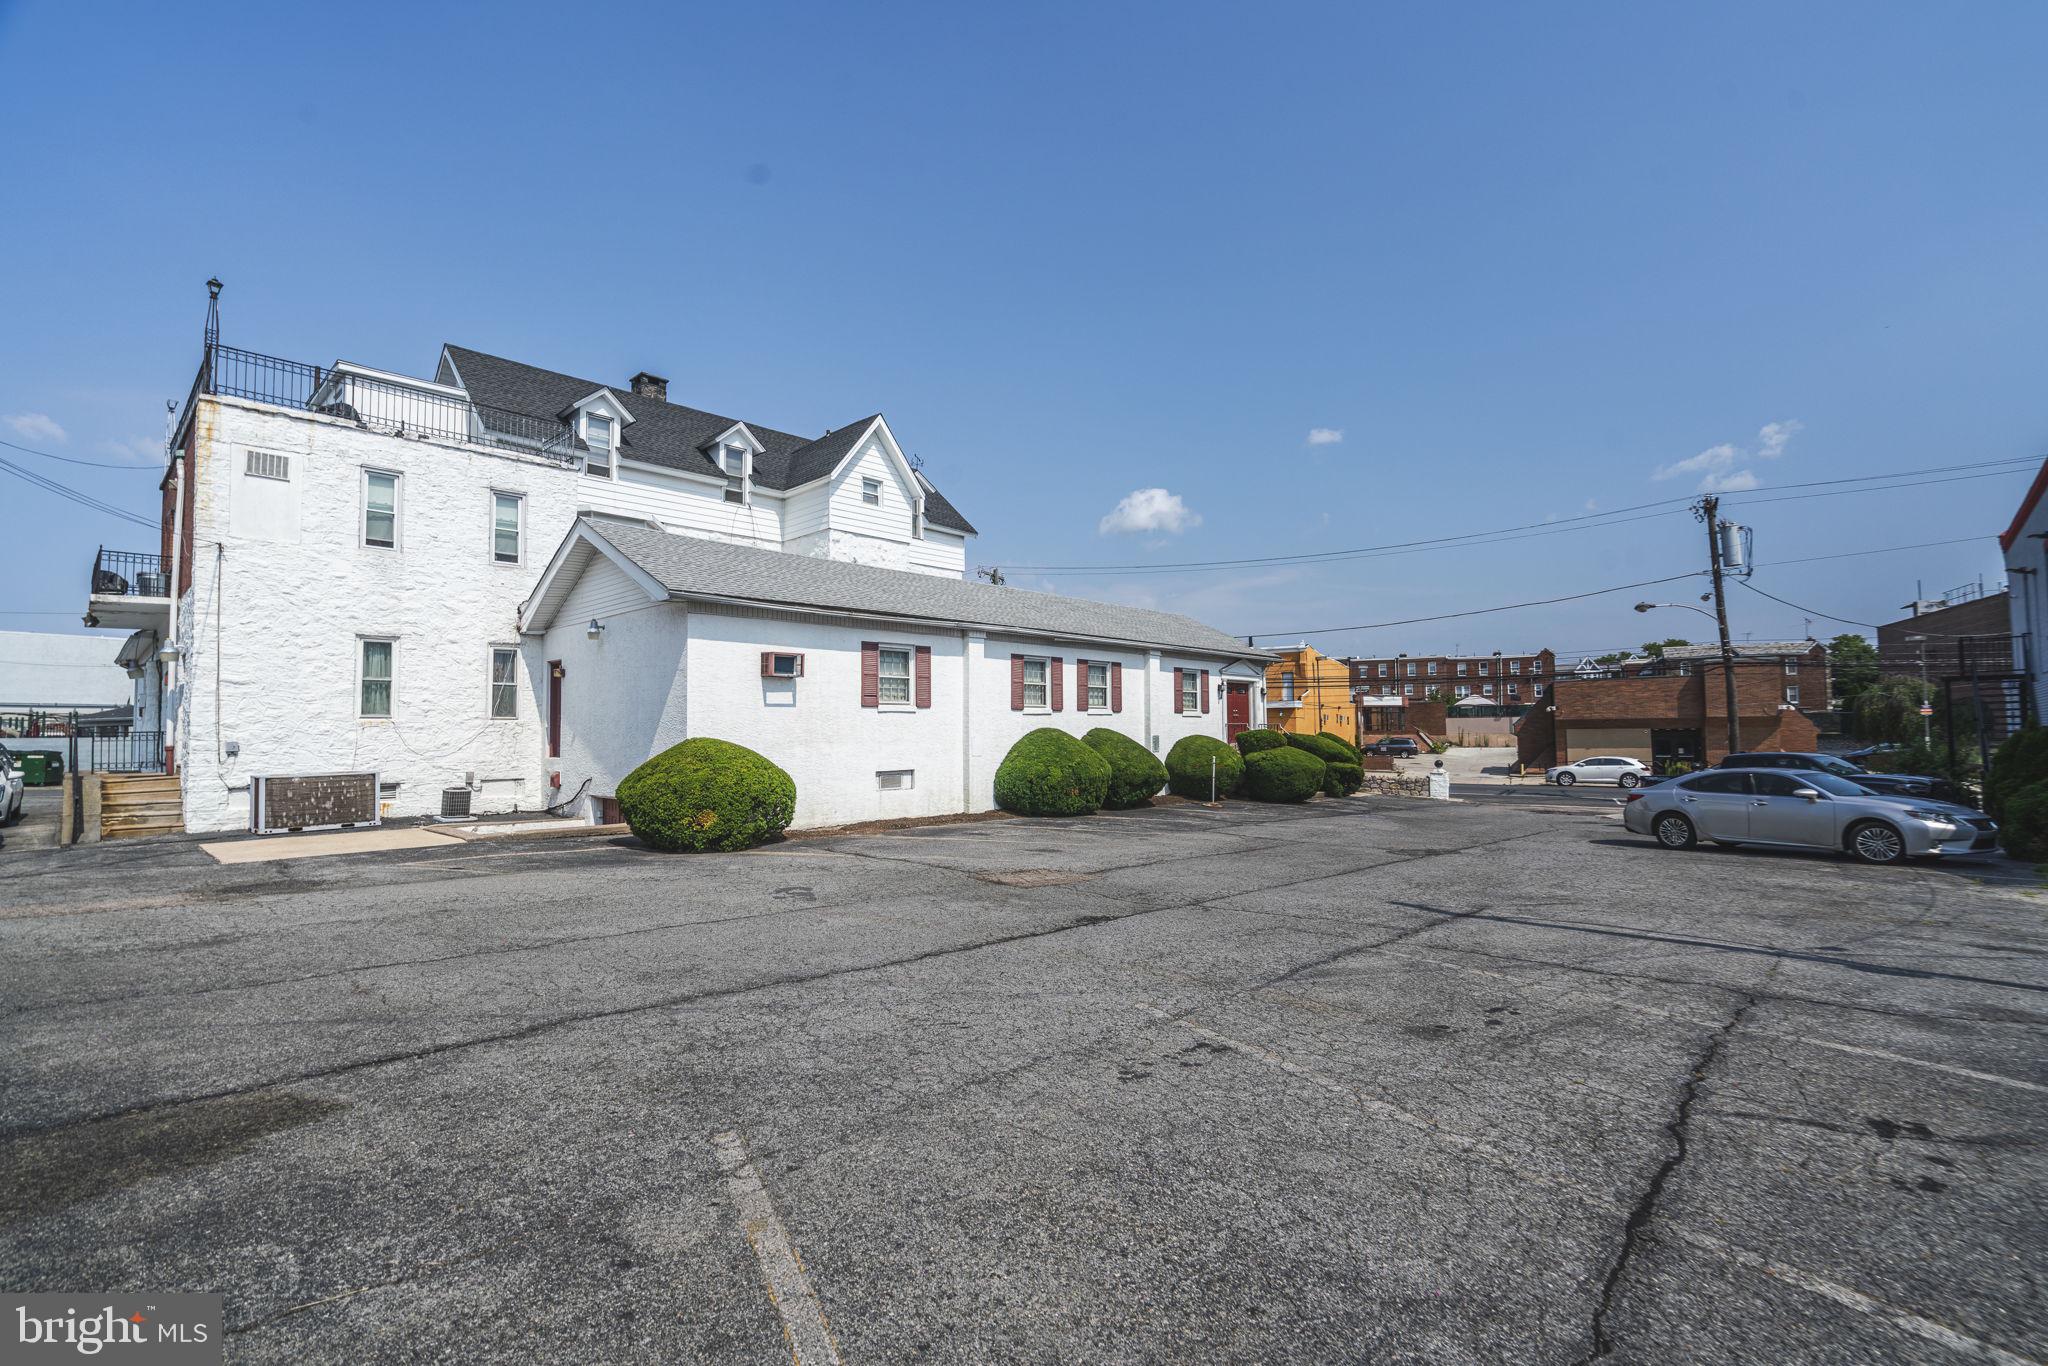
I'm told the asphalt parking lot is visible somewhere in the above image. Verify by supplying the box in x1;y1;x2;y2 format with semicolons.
2;796;2044;1364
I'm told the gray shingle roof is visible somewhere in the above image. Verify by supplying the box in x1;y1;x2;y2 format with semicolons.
583;514;1268;659
440;346;975;534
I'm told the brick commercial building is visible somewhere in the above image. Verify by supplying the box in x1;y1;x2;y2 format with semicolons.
1346;649;1556;708
1876;589;2011;680
1517;651;1824;772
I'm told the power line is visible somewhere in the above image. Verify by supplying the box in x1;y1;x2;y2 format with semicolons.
0;454;158;530
0;436;162;471
1001;455;2038;577
1737;580;1877;630
1247;571;1709;641
1752;535;1988;568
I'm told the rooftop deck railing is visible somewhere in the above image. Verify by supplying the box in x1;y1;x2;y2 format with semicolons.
201;344;582;463
91;547;170;598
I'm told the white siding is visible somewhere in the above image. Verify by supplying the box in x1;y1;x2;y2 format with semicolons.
577;462;784;549
542;600;690;814
557;555;652;626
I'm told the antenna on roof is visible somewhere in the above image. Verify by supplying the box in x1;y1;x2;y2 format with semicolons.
976;566;1006;586
204;277;222;350
909;452;925;473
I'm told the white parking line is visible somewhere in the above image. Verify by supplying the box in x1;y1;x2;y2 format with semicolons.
1145;1006;2041;1366
1374;947;2048;1096
711;1130;843;1366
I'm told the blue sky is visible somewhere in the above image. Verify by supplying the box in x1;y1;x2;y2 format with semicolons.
1;1;2043;660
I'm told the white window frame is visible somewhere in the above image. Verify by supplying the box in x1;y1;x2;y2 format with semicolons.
1454;684;1470;698
359;636;396;719
1456;662;1467;676
1509;660;1522;674
1479;662;1490;676
1427;661;1438;676
1377;663;1388;677
490;490;525;565
877;643;914;708
862;476;882;506
1281;670;1296;702
1783;660;1799;675
1179;669;1200;714
361;468;401;550
1785;685;1801;705
877;769;915;791
1405;662;1417;677
1021;655;1050;712
583;412;615;479
1482;683;1494;697
1402;683;1414;697
722;444;748;505
1086;661;1110;712
489;645;519;719
1533;683;1545;697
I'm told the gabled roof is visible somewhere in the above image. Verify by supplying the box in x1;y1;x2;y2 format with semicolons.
527;515;1270;660
441;345;974;534
2000;455;2048;553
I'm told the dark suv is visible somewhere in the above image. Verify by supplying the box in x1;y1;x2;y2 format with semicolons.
1365;737;1421;757
1716;751;1948;801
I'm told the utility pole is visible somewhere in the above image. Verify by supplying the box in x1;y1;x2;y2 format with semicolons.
1700;495;1741;757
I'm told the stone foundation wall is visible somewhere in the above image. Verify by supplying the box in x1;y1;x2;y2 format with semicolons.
1358;773;1430;798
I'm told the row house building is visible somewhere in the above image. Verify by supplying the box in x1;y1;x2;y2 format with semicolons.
86;294;1268;835
1345;649;1557;706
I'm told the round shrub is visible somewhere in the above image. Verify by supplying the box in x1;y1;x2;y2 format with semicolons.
1165;735;1244;800
1286;731;1355;765
1316;730;1361;761
1323;761;1363;797
995;728;1111;817
1083;728;1168;809
1243;746;1326;803
1987;728;2048;819
1235;727;1289;756
616;737;796;852
1998;781;2048;861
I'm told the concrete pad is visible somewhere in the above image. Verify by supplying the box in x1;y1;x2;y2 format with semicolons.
199;826;462;863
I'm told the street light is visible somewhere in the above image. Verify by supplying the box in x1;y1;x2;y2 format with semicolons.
1634;601;1716;621
1906;633;1930;747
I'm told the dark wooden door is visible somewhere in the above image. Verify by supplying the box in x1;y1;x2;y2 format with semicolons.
1225;682;1252;741
547;660;563;758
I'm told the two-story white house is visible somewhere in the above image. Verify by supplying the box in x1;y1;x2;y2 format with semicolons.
92;316;1268;835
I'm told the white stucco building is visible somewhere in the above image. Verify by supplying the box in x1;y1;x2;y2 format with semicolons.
1998;457;2048;721
98;324;1267;834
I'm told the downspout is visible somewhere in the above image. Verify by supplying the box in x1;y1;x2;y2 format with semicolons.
165;451;186;773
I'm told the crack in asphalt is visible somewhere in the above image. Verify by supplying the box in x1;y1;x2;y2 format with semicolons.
0;829;1548;1145
1577;994;1758;1365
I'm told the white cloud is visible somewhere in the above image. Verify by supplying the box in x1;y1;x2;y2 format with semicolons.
1306;428;1344;446
5;412;65;443
1584;498;1599;512
99;436;164;464
1098;487;1202;536
1653;420;1801;493
1757;419;1803;460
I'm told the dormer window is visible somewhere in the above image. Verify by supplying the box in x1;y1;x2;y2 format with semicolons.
584;414;613;478
721;444;747;504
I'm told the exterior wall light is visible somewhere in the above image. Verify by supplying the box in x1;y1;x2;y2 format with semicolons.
586;619;605;639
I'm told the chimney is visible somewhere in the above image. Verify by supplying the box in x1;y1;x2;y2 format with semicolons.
630;372;668;403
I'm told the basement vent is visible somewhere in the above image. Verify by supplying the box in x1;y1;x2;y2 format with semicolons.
877;769;914;791
244;450;291;481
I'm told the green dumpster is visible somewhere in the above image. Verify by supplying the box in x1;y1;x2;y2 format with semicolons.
39;752;62;785
18;753;47;786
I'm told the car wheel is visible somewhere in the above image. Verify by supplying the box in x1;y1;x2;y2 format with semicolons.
1848;820;1907;866
1617;772;1640;789
1555;772;1576;787
1654;813;1696;849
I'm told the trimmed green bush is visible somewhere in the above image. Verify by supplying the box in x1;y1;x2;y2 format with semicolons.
1165;735;1244;800
1316;731;1361;761
995;728;1111;817
1997;780;2048;861
1235;727;1289;756
1286;731;1354;765
1243;746;1326;803
1986;728;2048;819
1084;727;1168;809
1323;761;1363;797
616;737;797;852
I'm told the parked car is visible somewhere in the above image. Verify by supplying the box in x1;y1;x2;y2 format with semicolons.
1716;751;1947;800
1364;737;1421;757
1546;755;1653;788
0;749;21;826
1842;743;1904;762
1623;768;1996;865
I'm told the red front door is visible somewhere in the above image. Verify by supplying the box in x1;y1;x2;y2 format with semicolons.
1225;681;1251;741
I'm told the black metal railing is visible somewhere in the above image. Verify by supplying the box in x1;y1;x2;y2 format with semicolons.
71;730;165;775
204;344;582;463
91;547;170;598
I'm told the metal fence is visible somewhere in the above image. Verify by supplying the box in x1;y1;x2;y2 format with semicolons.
69;730;166;775
91;546;170;598
205;344;582;462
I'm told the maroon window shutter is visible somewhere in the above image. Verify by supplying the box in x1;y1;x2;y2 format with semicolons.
760;651;775;678
1050;656;1064;711
1011;655;1025;710
1173;668;1184;714
1076;658;1089;709
915;646;932;708
1110;661;1123;713
1200;669;1211;714
861;642;879;708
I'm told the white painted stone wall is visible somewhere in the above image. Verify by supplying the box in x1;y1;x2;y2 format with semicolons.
175;396;585;832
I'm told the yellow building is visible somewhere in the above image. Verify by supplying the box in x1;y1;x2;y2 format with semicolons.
1262;644;1358;743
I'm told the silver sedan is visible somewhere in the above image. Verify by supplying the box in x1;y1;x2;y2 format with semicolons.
1621;768;1996;865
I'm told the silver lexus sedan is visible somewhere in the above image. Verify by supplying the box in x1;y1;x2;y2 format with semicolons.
1621;768;1996;865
